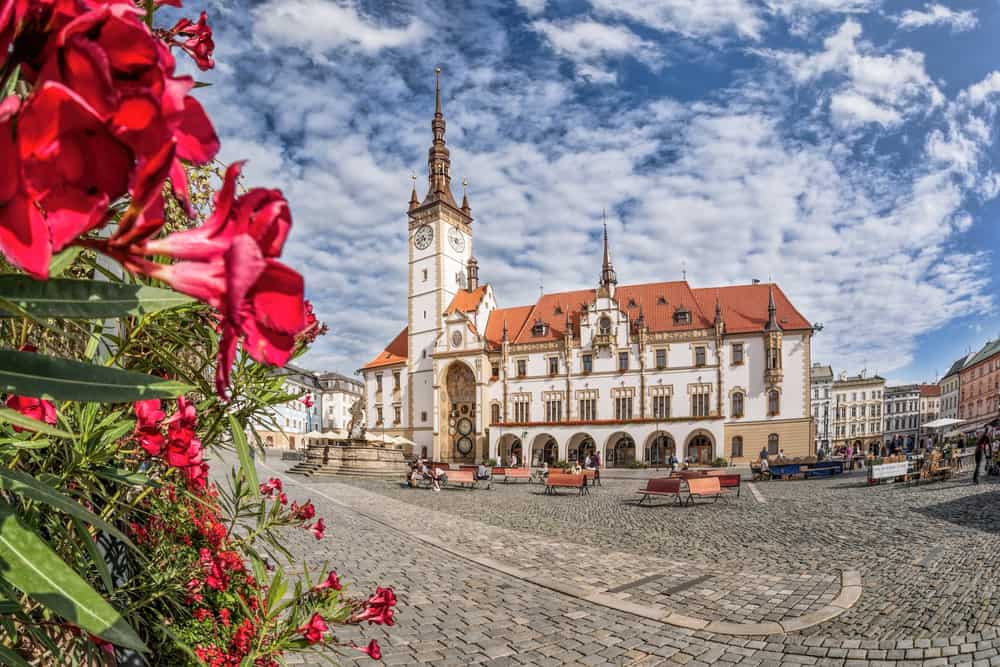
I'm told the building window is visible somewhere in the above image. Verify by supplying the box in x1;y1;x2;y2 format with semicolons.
491;403;501;424
393;371;400;390
732;343;744;365
491;363;499;379
548;357;559;375
532;321;547;337
767;346;780;370
652;395;670;419
851;406;856;418
422;269;427;281
599;317;612;335
376;406;383;423
691;393;709;417
731;436;743;458
513;399;530;423
694;346;706;366
582;354;593;373
614;396;633;420
375;373;382;392
731;392;744;418
618;351;629;371
767;433;779;455
579;398;596;421
673;308;691;325
420;411;427;422
655;348;666;369
516;359;527;377
768;390;780;416
545;400;562;422
393;406;401;423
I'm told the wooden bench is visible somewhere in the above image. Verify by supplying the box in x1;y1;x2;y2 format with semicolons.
716;473;741;497
582;469;601;486
502;468;532;483
441;469;479;490
636;478;682;506
684;477;721;505
544;473;588;496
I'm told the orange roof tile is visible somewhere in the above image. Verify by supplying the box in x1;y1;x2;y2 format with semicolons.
919;384;941;397
484;305;534;347
445;285;488;315
691;283;811;334
361;327;408;370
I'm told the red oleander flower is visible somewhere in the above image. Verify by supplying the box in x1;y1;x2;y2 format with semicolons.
297;613;327;645
133;398;165;456
303;394;313;408
307;517;325;540
164;11;214;70
259;477;282;496
278;491;287;505
291;500;314;521
193;608;210;622
218;608;230;628
5;394;57;431
353;587;396;626
313;570;342;592
353;639;381;660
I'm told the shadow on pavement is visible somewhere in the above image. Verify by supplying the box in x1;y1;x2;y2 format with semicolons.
912;485;1000;534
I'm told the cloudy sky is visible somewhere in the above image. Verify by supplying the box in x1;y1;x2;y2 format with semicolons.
169;0;1000;384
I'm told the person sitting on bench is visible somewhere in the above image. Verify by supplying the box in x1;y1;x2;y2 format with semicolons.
540;461;550;479
571;461;582;474
476;461;490;481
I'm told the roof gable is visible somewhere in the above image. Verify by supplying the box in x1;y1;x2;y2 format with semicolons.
361;327;408;370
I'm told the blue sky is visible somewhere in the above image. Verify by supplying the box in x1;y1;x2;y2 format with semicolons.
172;0;1000;384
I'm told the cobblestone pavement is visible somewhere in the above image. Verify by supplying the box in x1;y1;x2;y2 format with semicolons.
241;455;1000;664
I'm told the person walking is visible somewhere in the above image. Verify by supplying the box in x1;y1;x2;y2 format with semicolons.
974;433;987;484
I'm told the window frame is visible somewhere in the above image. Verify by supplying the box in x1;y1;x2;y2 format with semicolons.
731;343;744;365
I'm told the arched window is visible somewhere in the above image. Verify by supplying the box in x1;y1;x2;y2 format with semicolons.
731;392;745;418
768;389;780;415
491;403;501;424
767;433;779;455
731;436;743;458
599;317;612;335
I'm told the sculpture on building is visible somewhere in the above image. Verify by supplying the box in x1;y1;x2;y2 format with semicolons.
347;396;366;440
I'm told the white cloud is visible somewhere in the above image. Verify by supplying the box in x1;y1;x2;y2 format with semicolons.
532;18;660;82
589;0;765;40
767;20;942;129
515;0;546;15
252;0;428;56
895;4;977;32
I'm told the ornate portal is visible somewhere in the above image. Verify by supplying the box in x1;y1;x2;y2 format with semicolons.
445;363;476;461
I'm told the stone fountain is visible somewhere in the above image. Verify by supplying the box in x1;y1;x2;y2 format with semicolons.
287;397;408;480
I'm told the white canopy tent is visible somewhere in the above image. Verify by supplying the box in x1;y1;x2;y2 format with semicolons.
922;418;965;430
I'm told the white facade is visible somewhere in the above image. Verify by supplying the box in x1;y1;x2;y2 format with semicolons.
318;371;364;431
831;371;884;452
810;364;833;454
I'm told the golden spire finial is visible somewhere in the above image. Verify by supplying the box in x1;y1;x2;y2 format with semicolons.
435;67;442;115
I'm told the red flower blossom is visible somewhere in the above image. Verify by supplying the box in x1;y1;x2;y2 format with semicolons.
307;517;325;540
291;500;314;521
218;607;230;627
259;477;282;496
313;570;342;592
5;394;57;432
164;11;214;70
133;398;165;456
303;394;313;409
193;608;210;622
353;587;396;626
297;613;327;645
353;639;381;660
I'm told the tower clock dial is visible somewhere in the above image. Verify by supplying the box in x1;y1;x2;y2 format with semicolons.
413;225;433;250
447;226;465;252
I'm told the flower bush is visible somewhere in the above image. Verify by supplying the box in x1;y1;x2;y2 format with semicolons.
0;0;391;663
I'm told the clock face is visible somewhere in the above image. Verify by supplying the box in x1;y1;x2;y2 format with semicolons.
447;226;465;252
456;436;473;455
413;225;433;250
457;418;473;436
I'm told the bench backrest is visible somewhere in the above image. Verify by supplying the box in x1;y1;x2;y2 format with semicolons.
686;477;721;494
547;473;584;487
644;478;681;494
506;468;530;477
448;470;475;483
677;470;706;479
704;469;728;476
491;467;507;476
581;469;598;479
716;474;740;488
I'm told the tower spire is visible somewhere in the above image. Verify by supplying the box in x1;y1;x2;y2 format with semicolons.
461;176;471;216
599;211;617;290
424;67;458;208
408;172;419;211
765;281;781;331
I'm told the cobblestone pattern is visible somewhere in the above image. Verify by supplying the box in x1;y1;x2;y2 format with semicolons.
323;469;1000;641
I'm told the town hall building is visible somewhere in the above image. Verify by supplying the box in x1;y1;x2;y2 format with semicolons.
361;73;816;468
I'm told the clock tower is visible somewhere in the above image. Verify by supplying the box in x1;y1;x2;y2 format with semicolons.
407;69;473;453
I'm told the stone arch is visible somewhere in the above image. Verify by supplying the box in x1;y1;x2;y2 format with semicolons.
605;430;637;468
567;432;596;464
530;433;560;466
684;429;715;465
496;433;522;466
643;431;676;466
442;361;478;463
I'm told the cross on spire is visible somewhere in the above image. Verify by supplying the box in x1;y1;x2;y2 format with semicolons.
424;66;458;208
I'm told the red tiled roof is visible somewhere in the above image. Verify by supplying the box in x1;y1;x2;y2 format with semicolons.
445;285;488;315
691;283;811;334
484;305;534;347
919;384;941;397
361;327;408;370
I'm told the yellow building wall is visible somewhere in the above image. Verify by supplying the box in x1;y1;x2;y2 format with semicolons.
724;418;813;463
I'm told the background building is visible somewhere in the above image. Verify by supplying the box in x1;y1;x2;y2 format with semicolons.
959;339;1000;427
884;385;920;451
318;371;364;432
939;354;971;420
255;366;363;450
919;384;941;430
811;363;833;455
831;371;884;454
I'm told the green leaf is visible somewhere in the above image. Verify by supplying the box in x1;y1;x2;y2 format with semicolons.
93;467;156;487
48;248;83;277
0;469;138;553
0;407;74;438
72;517;114;595
0;644;31;667
0;65;19;99
0;350;192;402
230;415;259;499
0;501;147;653
0;438;51;450
0;276;194;319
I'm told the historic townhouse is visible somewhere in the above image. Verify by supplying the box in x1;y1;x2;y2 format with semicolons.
361;74;816;467
831;371;884;453
939;354;971;420
959;339;1000;426
811;363;833;455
